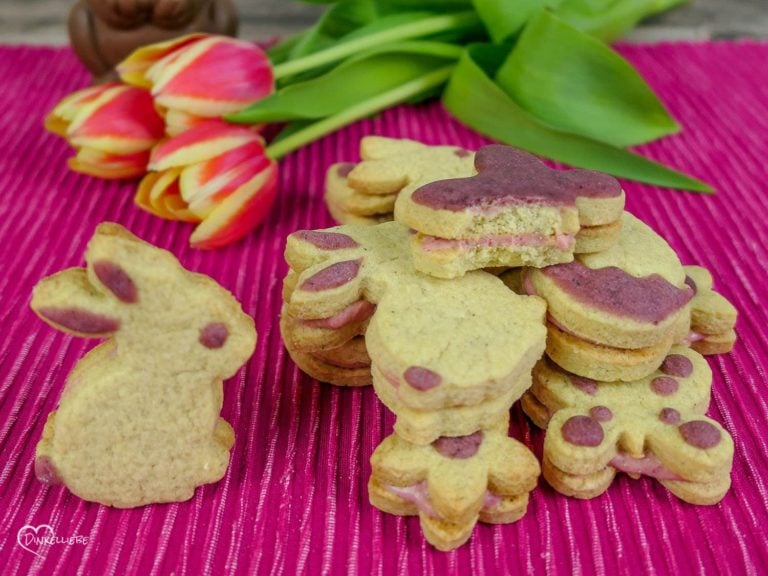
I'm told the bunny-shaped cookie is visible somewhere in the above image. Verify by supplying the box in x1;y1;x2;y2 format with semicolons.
31;223;256;507
68;0;238;81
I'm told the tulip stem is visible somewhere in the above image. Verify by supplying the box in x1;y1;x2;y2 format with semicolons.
265;66;454;160
272;12;479;81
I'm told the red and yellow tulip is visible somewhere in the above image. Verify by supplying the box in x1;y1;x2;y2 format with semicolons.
118;34;274;135
136;122;278;249
44;83;165;179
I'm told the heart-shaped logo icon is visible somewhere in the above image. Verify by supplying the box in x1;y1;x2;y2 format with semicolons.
17;524;54;557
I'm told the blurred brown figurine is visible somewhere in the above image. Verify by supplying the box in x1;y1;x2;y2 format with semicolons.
69;0;238;82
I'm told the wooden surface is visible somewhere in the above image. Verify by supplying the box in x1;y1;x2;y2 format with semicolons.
0;0;766;45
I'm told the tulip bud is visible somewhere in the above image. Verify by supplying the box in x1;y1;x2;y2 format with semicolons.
136;123;278;249
45;83;165;179
118;34;274;127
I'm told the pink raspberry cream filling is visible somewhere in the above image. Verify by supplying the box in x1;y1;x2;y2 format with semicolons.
419;233;575;252
384;482;502;518
302;300;375;329
609;453;683;481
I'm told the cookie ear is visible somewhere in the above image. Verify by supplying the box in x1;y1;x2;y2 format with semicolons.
31;268;121;337
359;136;426;160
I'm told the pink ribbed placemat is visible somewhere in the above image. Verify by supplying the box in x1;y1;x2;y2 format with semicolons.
1;42;767;575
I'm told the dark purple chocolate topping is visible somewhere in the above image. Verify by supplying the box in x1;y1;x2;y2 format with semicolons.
659;408;681;425
660;354;694;378
684;275;698;294
679;420;721;450
35;456;62;485
404;366;442;391
542;262;693;324
432;431;484;459
200;322;229;349
590;406;613;422
38;307;119;334
411;145;621;211
294;230;359;250
93;260;138;303
651;376;679;396
571;375;598;395
300;259;361;292
562;415;604;447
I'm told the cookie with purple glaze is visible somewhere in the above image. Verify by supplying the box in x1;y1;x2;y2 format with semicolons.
681;265;738;355
521;346;734;505
30;223;257;507
282;222;547;401
521;212;694;381
395;145;625;279
368;425;540;551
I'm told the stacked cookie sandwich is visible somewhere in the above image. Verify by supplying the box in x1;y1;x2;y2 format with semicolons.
281;221;547;550
325;136;475;225
513;212;737;503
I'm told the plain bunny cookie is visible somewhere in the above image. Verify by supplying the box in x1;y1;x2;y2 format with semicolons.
31;223;256;507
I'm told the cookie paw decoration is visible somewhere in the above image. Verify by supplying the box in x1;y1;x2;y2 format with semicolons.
523;347;733;504
31;223;256;507
68;0;238;81
369;425;540;551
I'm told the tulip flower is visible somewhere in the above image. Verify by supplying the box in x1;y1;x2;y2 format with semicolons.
118;34;274;135
136;122;278;249
45;83;165;179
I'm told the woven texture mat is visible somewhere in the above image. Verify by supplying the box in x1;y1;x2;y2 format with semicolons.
1;43;767;575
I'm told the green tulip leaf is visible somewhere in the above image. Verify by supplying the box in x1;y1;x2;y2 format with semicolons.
472;0;549;42
555;0;687;41
286;0;379;60
494;11;679;148
272;11;480;84
443;44;712;192
229;41;461;124
265;65;455;159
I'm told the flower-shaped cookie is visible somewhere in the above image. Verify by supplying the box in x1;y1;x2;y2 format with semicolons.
369;425;540;550
523;346;733;504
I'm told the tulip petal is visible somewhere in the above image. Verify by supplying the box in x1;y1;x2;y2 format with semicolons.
44;84;117;137
164;109;217;137
152;37;274;117
179;139;270;204
117;33;207;88
149;123;264;171
135;168;199;221
190;162;279;249
68;85;165;154
69;148;149;179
